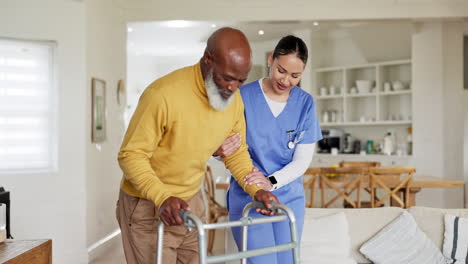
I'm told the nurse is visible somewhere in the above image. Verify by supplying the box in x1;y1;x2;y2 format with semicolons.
214;35;322;264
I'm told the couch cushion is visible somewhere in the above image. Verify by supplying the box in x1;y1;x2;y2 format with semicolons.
408;207;468;250
359;211;446;264
305;207;404;263
443;215;468;263
301;212;356;264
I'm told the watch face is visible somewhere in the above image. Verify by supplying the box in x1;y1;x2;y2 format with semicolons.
269;176;277;185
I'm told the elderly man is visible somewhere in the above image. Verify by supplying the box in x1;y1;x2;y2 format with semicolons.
116;27;279;264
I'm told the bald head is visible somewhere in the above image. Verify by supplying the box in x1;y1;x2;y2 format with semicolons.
200;27;252;108
205;27;252;64
201;27;252;80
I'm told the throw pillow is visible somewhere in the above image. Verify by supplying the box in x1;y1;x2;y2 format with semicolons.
443;215;468;263
359;211;446;264
301;212;356;264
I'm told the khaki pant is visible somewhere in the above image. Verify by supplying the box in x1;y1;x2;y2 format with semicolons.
116;190;206;264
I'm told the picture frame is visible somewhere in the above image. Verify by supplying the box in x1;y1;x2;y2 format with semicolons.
464;36;468;89
91;78;106;143
117;79;126;105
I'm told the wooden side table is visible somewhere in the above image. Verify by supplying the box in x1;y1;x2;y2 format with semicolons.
0;239;52;264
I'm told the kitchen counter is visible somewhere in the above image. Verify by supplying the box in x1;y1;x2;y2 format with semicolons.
312;153;413;167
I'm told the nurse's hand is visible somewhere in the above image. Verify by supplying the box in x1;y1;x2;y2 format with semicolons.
244;168;273;191
159;196;191;226
213;133;241;157
253;190;280;216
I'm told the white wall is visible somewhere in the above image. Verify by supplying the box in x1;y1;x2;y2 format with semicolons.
412;21;464;208
126;53;201;119
250;39;276;67
464;90;468;208
311;23;412;69
0;0;88;263
441;21;464;208
85;0;126;260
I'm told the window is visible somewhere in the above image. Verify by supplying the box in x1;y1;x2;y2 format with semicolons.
0;38;57;173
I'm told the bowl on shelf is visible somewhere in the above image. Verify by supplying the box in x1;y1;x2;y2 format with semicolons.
392;80;405;91
355;80;373;94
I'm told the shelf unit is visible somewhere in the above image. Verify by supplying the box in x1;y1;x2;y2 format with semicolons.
314;59;412;157
315;59;412;126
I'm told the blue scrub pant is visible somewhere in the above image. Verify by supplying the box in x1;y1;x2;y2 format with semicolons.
228;192;305;264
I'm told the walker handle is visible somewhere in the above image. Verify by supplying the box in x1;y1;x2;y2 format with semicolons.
179;209;192;224
252;200;279;213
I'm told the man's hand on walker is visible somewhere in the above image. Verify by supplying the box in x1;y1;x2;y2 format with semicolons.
159;196;191;226
253;190;279;216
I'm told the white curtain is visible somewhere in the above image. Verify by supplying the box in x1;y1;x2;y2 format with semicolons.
0;38;56;173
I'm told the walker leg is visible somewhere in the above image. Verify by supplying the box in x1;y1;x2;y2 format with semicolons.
289;219;300;264
156;222;164;264
198;229;208;264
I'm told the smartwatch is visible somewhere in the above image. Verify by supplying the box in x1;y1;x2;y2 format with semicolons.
268;175;278;190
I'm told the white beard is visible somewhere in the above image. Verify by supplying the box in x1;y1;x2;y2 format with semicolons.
205;71;234;111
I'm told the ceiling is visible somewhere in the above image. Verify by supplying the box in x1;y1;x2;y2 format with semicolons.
127;20;342;56
127;20;417;57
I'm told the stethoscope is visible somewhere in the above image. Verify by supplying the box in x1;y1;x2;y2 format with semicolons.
287;129;295;149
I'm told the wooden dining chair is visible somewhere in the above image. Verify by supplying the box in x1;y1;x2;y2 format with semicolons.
318;167;366;208
303;168;321;208
339;161;381;208
203;166;228;252
369;167;416;208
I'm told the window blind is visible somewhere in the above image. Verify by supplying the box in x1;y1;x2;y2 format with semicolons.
0;38;56;173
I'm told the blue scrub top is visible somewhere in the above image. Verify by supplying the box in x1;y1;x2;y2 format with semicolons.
228;80;322;213
241;80;322;176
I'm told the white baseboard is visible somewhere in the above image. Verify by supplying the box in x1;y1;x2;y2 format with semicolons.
88;229;121;262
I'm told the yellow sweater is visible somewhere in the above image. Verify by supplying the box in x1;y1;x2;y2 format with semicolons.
118;63;261;207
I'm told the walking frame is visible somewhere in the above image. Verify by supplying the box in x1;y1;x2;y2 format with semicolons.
156;201;300;264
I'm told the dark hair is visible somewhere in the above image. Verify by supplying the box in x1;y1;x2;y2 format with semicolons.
272;35;308;65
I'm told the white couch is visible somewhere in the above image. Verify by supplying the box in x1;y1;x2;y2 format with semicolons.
224;206;468;263
304;206;468;264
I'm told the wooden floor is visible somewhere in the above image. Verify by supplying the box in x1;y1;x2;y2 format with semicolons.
90;224;227;264
89;237;125;264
